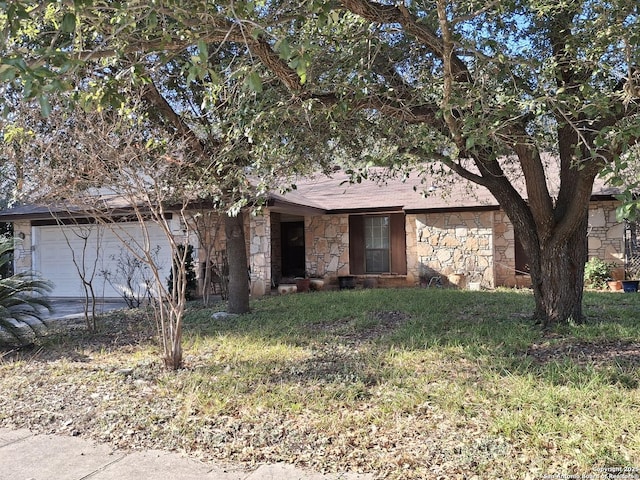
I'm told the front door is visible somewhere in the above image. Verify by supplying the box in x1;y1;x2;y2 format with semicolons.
281;221;305;278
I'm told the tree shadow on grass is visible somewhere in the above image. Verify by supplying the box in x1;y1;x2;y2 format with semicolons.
0;311;157;364
194;289;640;391
5;288;640;392
516;338;640;389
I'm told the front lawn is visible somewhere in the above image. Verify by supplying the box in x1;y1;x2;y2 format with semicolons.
1;288;639;479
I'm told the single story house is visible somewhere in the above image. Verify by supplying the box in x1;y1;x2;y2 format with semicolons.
0;167;628;298
263;169;626;290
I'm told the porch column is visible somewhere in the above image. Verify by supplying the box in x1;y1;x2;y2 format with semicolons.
13;220;32;274
248;211;271;296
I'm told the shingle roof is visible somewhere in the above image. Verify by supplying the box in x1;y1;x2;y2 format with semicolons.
270;169;498;212
271;161;619;213
0;160;621;220
0;195;145;221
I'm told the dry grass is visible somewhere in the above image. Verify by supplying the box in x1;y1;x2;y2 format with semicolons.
1;288;640;479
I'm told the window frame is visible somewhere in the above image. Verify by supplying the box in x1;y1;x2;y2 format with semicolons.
364;215;391;273
348;213;407;276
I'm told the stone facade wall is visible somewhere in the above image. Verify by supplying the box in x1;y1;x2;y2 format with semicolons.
8;200;627;296
405;214;419;285
493;210;523;287
305;214;350;282
415;211;495;288
270;213;282;284
302;214;417;288
193;211;272;296
494;201;625;287
192;213;224;296
587;201;625;277
12;220;32;272
248;211;271;295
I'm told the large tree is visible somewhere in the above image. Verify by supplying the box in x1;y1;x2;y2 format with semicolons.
247;0;640;327
2;1;639;327
0;3;324;317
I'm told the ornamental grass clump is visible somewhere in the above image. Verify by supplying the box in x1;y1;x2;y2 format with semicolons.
0;236;53;347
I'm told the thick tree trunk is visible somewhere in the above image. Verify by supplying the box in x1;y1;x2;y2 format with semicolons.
526;212;588;329
225;212;250;314
479;145;594;330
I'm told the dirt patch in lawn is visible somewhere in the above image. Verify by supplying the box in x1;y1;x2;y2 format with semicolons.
307;310;411;345
526;339;640;367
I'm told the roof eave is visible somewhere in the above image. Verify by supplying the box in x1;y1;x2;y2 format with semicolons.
267;198;326;216
404;205;500;214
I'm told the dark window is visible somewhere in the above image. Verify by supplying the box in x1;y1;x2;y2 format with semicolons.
281;221;305;277
349;214;407;275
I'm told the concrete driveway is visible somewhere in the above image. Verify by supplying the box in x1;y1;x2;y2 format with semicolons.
44;298;130;320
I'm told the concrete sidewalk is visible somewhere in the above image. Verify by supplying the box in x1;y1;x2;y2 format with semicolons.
0;428;373;480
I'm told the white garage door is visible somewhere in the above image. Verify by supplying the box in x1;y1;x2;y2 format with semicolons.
33;222;173;298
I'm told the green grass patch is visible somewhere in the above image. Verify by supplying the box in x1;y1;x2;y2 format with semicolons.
179;288;640;476
2;288;640;479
